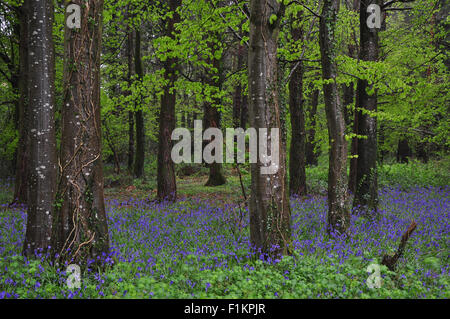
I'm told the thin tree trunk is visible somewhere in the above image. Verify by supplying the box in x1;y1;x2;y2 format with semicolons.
240;94;248;129
319;0;350;235
23;0;57;257
128;111;135;172
347;0;359;194
53;0;109;264
306;88;319;166
233;45;244;129
134;28;145;178
248;0;291;256
288;15;307;197
353;0;380;213
103;120;121;174
157;0;181;202
126;23;135;173
13;4;29;205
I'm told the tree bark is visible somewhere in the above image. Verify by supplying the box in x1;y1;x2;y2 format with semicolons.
353;0;380;213
157;0;181;202
133;28;145;178
23;0;57;257
319;0;350;235
248;0;291;256
288;15;307;197
53;0;109;264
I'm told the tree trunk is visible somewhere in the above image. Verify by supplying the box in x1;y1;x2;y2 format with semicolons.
204;38;226;187
133;28;145;178
157;0;181;202
23;0;57;257
241;94;248;129
397;138;411;163
353;0;380;213
203;100;226;187
233;45;245;128
13;4;29;205
103;120;121;174
53;0;109;264
319;0;350;235
306;88;319;166
288;16;306;197
126;24;134;173
248;0;291;256
342;83;354;127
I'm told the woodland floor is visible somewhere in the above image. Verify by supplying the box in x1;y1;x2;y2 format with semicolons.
0;159;449;299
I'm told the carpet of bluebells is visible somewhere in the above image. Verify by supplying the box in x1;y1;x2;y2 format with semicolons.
0;183;448;299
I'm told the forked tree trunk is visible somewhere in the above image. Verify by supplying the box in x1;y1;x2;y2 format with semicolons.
288;15;307;197
13;4;29;205
157;0;181;202
23;0;57;257
353;0;380;213
53;0;109;264
319;0;350;235
248;0;291;256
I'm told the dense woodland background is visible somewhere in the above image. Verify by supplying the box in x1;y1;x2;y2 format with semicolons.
0;0;448;299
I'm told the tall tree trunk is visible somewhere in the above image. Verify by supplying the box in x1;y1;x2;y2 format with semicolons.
319;0;350;235
349;106;358;193
233;45;245;128
126;23;135;173
128;111;135;172
53;0;109;264
157;0;181;202
13;4;29;205
347;84;358;194
306;88;319;166
241;94;248;129
133;28;145;178
353;0;380;213
23;0;57;257
248;0;291;256
288;16;306;197
204;39;226;187
347;0;359;194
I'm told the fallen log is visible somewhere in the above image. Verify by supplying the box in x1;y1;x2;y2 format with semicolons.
382;221;417;271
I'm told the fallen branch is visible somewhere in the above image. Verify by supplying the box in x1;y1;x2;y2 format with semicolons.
382;221;417;271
